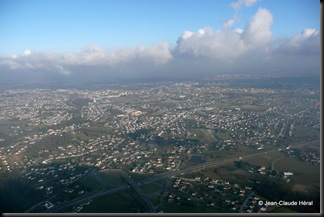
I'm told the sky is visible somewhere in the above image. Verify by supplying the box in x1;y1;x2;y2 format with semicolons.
0;0;321;82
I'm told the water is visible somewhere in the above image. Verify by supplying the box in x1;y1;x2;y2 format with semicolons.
190;156;205;163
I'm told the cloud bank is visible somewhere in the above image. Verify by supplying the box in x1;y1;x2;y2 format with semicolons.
0;4;320;82
231;0;259;10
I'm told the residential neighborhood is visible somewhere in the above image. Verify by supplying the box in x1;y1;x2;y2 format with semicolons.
0;78;320;213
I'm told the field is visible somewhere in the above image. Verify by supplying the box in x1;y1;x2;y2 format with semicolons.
302;140;320;152
78;175;102;191
274;157;320;189
0;171;44;212
293;125;320;140
128;172;155;182
78;190;147;213
139;182;162;194
99;170;126;186
244;152;283;168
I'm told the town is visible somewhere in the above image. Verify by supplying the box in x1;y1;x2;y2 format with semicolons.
0;77;320;213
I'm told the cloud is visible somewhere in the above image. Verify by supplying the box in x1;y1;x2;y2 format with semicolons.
175;7;273;60
225;0;259;33
134;42;172;64
0;60;24;70
0;43;172;75
231;0;258;10
57;43;172;66
24;49;32;56
277;28;320;55
234;28;244;34
175;27;247;61
0;58;35;70
222;18;235;29
55;65;71;75
241;7;273;47
0;6;320;81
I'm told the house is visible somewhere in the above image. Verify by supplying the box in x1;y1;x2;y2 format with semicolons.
283;172;293;176
44;201;54;209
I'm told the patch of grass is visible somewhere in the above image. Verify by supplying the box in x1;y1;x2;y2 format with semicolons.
244;152;283;168
99;170;126;186
0;171;44;212
139;182;162;194
128;172;154;182
80;191;146;213
78;176;102;191
293;125;320;140
274;157;320;185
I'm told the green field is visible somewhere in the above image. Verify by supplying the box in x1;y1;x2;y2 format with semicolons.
99;170;126;186
139;182;162;194
79;190;147;213
0;171;44;212
128;172;155;182
293;125;320;140
245;152;283;168
274;157;320;187
78;175;102;191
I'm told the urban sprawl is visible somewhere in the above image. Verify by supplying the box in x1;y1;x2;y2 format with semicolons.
0;79;320;213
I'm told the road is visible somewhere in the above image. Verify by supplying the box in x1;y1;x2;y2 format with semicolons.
44;149;270;213
239;191;255;213
89;170;107;189
120;171;156;213
42;139;319;213
44;185;130;213
271;156;285;170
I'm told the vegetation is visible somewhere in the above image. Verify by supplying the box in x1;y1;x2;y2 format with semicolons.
0;171;44;212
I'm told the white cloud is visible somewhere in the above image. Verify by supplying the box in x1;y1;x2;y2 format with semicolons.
241;7;273;47
285;28;319;48
0;60;23;70
222;18;235;29
0;5;319;80
231;0;258;10
135;42;172;64
234;28;244;34
175;7;273;60
277;28;320;55
175;27;247;60
180;31;194;41
55;43;172;67
0;59;35;70
0;43;172;76
24;49;32;56
55;65;71;75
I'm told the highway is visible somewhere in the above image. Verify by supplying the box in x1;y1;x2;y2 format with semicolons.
44;149;272;213
43;139;318;213
44;185;130;213
120;171;156;213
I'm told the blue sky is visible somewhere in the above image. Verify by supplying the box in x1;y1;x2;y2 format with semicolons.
0;0;319;55
0;0;320;81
